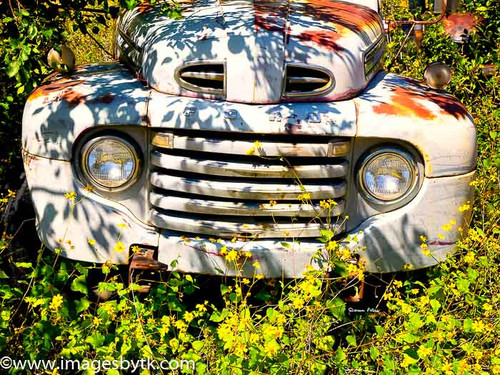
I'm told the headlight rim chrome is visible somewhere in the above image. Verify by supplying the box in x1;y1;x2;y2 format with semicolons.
358;146;420;206
80;135;141;192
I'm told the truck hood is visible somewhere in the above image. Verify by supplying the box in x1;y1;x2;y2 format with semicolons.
117;0;384;103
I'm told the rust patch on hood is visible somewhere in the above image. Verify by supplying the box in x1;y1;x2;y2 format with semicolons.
254;0;288;33
28;79;84;102
62;89;87;107
301;0;382;43
373;78;470;121
296;30;343;51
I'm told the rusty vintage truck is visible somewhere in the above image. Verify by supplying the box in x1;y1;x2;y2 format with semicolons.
22;0;476;279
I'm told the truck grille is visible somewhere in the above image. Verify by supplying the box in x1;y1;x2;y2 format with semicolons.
149;130;350;239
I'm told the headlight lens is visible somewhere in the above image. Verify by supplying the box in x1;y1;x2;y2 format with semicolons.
360;149;416;202
82;136;139;189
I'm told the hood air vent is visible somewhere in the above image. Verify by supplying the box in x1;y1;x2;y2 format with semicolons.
175;62;225;96
283;64;335;98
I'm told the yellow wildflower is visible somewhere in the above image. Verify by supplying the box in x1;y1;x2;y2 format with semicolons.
441;224;453;232
417;345;432;359
264;340;279;357
49;294;63;311
320;200;331;209
174;320;187;331
403;263;413;270
93;316;102;326
88;239;96;246
458;203;471;212
297;192;312;201
393;280;403;288
463;252;475;264
183;311;194;323
253;261;261;269
225;250;239;262
114;241;125;253
64;191;77;202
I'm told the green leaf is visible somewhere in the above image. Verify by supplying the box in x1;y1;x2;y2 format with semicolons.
6;61;20;78
0;270;8;279
370;347;379;361
375;325;385;337
71;275;88;294
430;299;441;314
456;278;470;293
14;262;32;268
86;333;105;349
346;335;357;346
192;340;204;351
75;298;90;313
463;318;473;333
220;284;229;296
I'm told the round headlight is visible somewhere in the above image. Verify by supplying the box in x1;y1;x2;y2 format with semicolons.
359;148;417;203
82;136;140;190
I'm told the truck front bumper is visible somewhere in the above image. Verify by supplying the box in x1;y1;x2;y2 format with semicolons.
25;153;474;277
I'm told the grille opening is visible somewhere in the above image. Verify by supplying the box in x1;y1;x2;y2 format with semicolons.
153;148;347;165
153;208;334;225
151;168;345;185
176;63;225;95
283;65;334;98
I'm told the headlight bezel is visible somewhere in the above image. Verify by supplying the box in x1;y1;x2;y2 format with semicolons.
80;134;142;192
357;146;421;207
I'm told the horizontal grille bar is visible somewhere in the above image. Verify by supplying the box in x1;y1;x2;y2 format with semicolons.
150;192;345;217
150;172;346;200
152;133;350;157
150;211;344;239
151;151;348;179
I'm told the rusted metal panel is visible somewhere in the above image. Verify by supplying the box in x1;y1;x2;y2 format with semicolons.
152;134;350;157
149;192;345;217
150;172;347;200
23;63;150;160
356;72;476;177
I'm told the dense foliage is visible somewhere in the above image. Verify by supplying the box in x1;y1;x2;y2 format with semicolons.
0;0;499;374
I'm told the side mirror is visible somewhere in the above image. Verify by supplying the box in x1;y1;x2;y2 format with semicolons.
47;45;75;73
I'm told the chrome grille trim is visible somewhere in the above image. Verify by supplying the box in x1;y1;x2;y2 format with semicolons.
150;192;345;217
174;61;226;96
283;63;335;98
150;213;345;239
150;172;346;200
151;151;348;179
152;133;350;157
149;131;351;239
